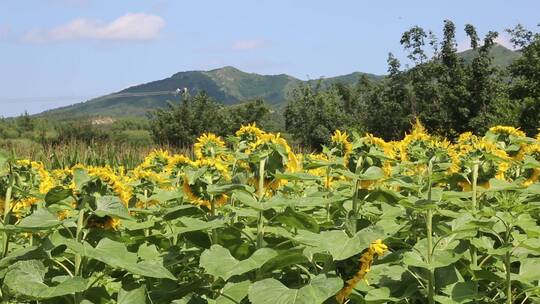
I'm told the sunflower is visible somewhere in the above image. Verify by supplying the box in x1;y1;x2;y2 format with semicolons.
140;149;172;173
454;135;511;189
347;133;396;176
194;133;227;160
305;153;330;178
486;126;527;160
247;133;300;173
244;133;300;194
518;144;540;186
16;160;55;194
236;123;265;142
82;165;134;205
330;130;353;166
131;163;171;190
336;239;388;303
11;197;40;218
165;154;193;176
182;158;230;209
398;120;431;162
488;126;526;138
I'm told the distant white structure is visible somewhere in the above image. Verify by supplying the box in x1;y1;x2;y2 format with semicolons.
174;87;188;96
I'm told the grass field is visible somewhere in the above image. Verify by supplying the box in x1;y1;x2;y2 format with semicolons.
0;123;539;303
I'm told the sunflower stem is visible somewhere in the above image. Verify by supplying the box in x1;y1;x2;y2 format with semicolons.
73;205;85;304
505;249;512;304
471;162;479;269
426;159;435;304
325;166;331;221
74;209;85;276
256;158;266;249
350;179;360;235
1;164;14;259
210;196;218;245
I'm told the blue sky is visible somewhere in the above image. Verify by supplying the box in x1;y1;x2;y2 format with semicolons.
0;0;539;117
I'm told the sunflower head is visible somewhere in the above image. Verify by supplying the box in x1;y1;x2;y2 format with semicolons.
236;123;265;143
247;133;299;173
330;130;353;166
517;144;540;186
347;133;396;174
485;126;527;159
455;136;511;185
141;149;172;173
165;154;193;176
194;133;227;160
399;120;432;163
182;159;230;209
14;160;55;195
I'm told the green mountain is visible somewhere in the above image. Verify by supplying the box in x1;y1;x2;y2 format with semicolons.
459;43;520;67
41;66;381;117
40;44;518;118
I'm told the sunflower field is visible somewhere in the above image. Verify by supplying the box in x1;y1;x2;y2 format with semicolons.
1;123;540;304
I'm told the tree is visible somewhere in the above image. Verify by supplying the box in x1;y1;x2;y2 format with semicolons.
507;24;540;135
149;92;271;146
285;84;355;149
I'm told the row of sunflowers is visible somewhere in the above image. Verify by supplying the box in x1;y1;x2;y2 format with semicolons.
0;122;539;303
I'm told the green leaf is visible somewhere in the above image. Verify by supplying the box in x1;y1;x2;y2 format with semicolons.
274;208;319;232
358;166;385;180
73;168;92;191
517;258;540;283
200;245;277;281
65;238;175;280
274;172;320;181
248;275;342;304
175;217;226;235
44;187;72;206
364;287;399;302
118;285;147;304
17;207;62;231
3;260;88;300
207;183;251;195
216;281;250;304
0;246;45;269
442;281;479;303
233;190;262;210
260;250;309;274
163;205;203;220
295;226;385;261
148;188;182;203
94;196;131;219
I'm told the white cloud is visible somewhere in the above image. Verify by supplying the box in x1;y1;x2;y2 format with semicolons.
231;39;266;50
22;13;165;43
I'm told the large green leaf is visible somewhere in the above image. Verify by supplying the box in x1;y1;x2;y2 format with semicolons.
248;275;342;304
200;245;277;281
118;285;147;304
65;238;175;280
295;226;385;261
94;195;131;219
274;208;319;232
44;187;72;206
175;217;226;235
215;281;250;304
73;168;93;191
3;260;88;300
17;207;62;230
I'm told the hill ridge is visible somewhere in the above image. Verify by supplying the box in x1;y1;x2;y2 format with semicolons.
40;44;518;118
